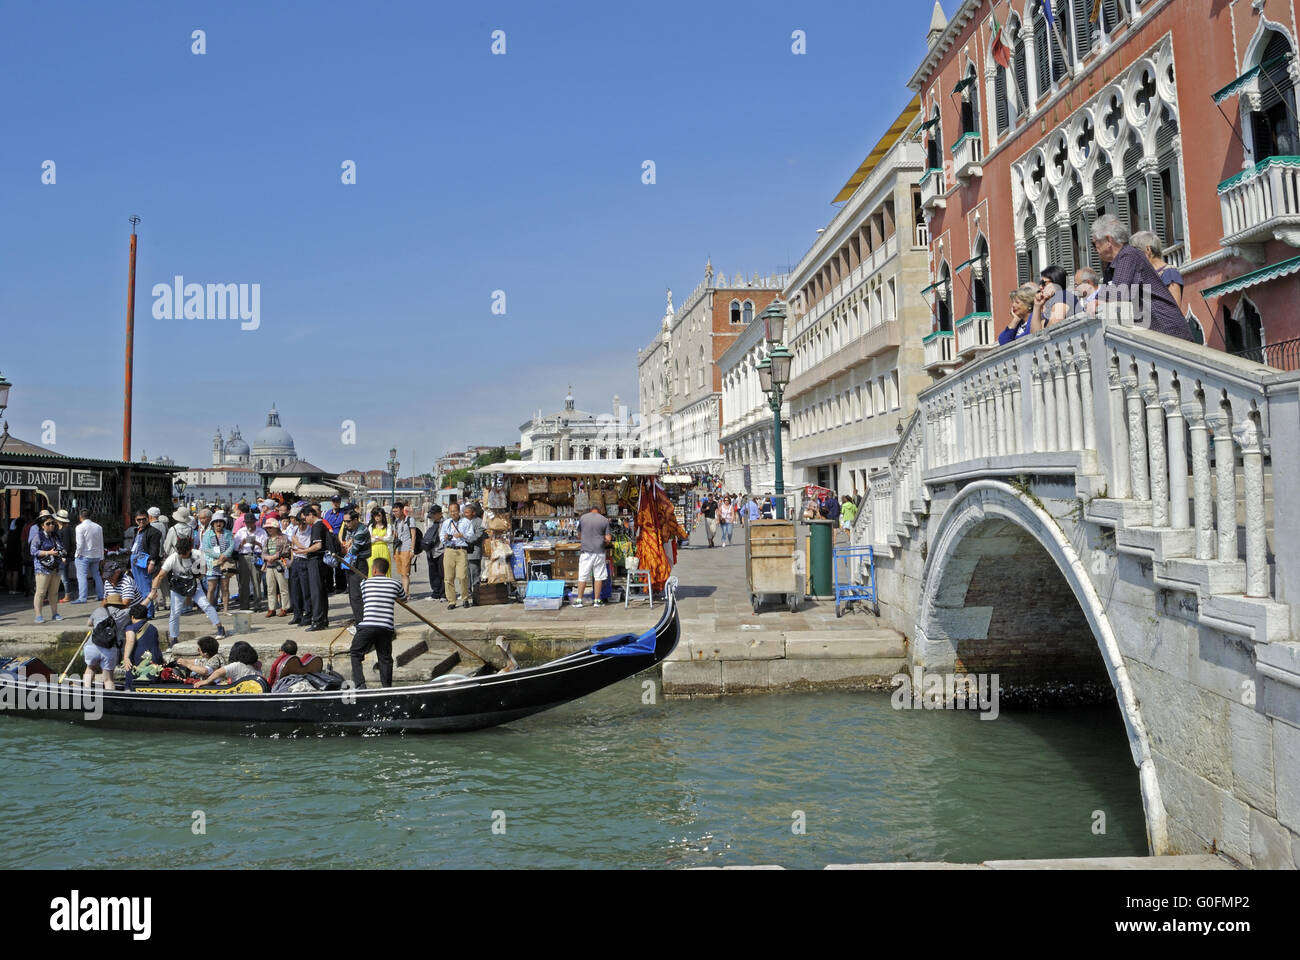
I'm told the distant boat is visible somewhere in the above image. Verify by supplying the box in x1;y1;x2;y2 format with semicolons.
0;584;680;736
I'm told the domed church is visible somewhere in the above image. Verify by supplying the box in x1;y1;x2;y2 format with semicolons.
252;405;296;471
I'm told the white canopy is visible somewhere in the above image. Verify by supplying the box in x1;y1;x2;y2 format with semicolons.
662;474;695;485
475;458;667;478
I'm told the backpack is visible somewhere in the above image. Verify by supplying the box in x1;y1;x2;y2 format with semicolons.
410;523;423;554
90;611;120;650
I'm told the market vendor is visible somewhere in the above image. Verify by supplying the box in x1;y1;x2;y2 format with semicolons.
572;505;612;608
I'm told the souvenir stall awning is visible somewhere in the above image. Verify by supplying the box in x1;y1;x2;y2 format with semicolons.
475;458;668;478
662;474;695;485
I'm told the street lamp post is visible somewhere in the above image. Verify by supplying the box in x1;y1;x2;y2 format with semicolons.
387;447;400;510
755;302;791;520
0;372;11;451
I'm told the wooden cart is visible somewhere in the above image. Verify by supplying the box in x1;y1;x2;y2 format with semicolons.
745;519;800;613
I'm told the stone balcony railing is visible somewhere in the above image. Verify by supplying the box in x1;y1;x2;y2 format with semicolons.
918;167;946;212
951;133;983;183
861;309;1300;644
792;234;901;341
922;329;956;371
786;320;901;399
1218;154;1300;251
954;311;994;358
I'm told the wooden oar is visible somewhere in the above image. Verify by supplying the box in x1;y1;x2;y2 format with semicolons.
396;598;495;672
58;630;93;683
325;620;356;671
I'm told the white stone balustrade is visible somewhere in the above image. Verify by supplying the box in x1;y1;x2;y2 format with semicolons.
952;133;983;183
857;311;1290;608
1218;155;1300;247
955;311;994;358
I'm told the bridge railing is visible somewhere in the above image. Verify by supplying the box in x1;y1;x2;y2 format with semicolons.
858;309;1300;609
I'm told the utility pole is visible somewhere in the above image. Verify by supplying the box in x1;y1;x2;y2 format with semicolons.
122;216;140;532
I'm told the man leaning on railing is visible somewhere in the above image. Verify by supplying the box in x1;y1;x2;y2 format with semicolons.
1090;214;1194;341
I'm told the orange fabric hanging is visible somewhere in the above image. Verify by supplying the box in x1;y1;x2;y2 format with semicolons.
635;480;672;590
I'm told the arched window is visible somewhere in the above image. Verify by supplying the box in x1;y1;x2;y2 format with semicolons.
730;300;742;324
742;300;754;324
925;108;942;172
973;236;991;313
1225;300;1265;360
1012;18;1030;112
960;64;980;137
1187;312;1205;346
699;346;706;388
1250;31;1298;160
936;262;953;332
1032;1;1052;97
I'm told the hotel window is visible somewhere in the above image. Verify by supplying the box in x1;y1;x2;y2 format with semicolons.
973;237;991;313
1249;31;1298;160
1032;1;1052;97
730;300;742;324
936;262;953;333
925;107;942;172
1012;19;1030;113
959;64;980;137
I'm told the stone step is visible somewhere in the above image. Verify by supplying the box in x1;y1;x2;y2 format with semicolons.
1085;497;1153;529
1198;593;1292;644
1115;524;1197;562
1155;557;1247;596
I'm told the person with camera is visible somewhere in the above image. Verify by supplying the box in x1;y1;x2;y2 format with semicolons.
145;536;226;643
339;509;372;626
31;513;66;623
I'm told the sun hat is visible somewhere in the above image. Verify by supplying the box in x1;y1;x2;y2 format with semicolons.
263;516;280;529
172;506;191;523
103;593;127;607
54;509;72;523
211;510;229;523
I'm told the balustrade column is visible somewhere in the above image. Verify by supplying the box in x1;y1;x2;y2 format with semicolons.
1142;383;1169;526
1183;402;1214;559
995;379;1008;456
1209;413;1237;563
1066;354;1084;451
964;398;976;460
1053;356;1070;454
1234;418;1268;597
1032;367;1047;452
1079;357;1096;451
1125;374;1150;501
1107;365;1131;498
1009;376;1023;455
1163;397;1189;530
1042;360;1059;452
975;390;988;459
984;387;996;457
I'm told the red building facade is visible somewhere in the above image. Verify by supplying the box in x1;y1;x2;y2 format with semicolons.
912;0;1300;369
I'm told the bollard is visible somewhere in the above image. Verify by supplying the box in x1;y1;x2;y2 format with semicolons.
230;611;251;635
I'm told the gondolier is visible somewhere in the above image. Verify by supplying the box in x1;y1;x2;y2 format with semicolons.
349;556;407;689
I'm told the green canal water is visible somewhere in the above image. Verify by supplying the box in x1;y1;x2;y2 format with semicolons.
0;681;1147;868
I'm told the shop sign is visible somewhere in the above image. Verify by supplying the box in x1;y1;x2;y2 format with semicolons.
69;471;101;491
0;466;68;490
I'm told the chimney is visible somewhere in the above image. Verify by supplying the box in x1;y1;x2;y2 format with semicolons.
927;1;947;49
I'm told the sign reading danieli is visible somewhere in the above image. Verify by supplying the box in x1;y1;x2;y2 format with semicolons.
0;466;68;490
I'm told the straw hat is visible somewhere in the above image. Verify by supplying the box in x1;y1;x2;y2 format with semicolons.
54;509;72;523
103;593;127;607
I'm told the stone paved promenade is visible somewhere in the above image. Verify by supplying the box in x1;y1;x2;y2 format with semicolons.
0;521;902;686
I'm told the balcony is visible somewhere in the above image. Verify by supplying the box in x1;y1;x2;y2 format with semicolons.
922;330;956;373
918;167;946;213
1218;155;1300;257
785;320;901;399
954;311;994;358
951;133;983;184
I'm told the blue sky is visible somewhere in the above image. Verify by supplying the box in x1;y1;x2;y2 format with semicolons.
0;0;932;476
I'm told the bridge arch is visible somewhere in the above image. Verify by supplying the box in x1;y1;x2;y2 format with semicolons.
915;479;1168;853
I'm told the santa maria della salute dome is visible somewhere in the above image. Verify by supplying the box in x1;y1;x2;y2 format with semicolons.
252;405;296;471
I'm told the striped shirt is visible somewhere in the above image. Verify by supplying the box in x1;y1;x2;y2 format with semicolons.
358;576;408;630
115;577;141;605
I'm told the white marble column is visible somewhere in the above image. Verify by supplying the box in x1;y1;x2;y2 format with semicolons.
1042;357;1060;452
1209;411;1237;563
1183;401;1214;560
1053;353;1070;454
1234;417;1268;597
1032;364;1047;452
1066;350;1084;451
1142;382;1168;527
1163;395;1189;530
1108;362;1131;499
1125;372;1150;501
1009;372;1023;455
1079;355;1096;452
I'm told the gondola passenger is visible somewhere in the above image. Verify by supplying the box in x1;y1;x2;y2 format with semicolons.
174;636;224;678
192;640;262;688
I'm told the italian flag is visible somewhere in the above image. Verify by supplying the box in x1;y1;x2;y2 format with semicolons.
990;12;1011;69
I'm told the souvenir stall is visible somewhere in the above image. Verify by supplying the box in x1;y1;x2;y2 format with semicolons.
661;473;696;541
474;458;668;606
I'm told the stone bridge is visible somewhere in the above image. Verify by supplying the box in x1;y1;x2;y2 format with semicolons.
850;311;1300;869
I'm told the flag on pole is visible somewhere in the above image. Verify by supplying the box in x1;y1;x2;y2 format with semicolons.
990;13;1011;69
1043;0;1073;75
1090;0;1103;24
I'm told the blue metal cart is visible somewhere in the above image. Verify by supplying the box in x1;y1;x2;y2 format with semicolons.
831;543;877;618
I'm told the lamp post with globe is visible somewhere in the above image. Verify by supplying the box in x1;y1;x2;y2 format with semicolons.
754;302;792;519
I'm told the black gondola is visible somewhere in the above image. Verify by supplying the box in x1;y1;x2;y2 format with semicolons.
0;581;681;736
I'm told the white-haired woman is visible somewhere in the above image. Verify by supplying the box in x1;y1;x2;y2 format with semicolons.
1130;230;1184;307
1090;215;1193;340
998;284;1039;345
